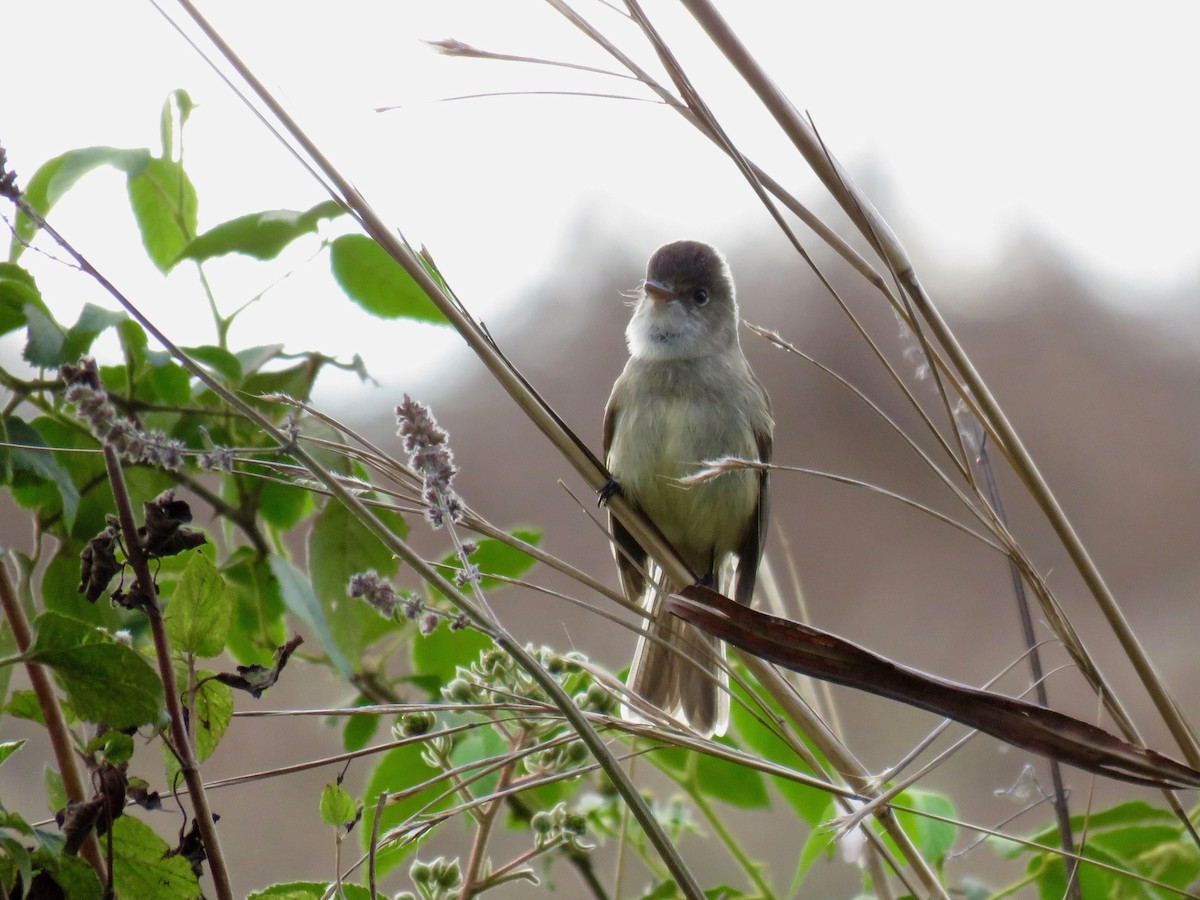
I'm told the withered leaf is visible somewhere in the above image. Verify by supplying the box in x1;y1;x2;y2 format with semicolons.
213;634;303;699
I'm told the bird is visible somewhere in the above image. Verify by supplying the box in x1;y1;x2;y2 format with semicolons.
603;240;772;736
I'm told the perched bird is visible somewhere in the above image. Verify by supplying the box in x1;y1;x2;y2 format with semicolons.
603;240;773;736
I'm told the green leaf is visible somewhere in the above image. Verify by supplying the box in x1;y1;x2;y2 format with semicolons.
0;416;80;529
329;234;447;323
361;742;453;874
165;553;231;658
893;788;956;867
269;555;352;679
411;621;493;691
440;530;541;592
248;882;371;900
45;765;68;812
24;612;163;729
728;673;829;825
12;147;150;256
0;262;43;336
111;815;200;899
5;690;45;724
653;743;770;810
63;303;126;362
160;89;195;161
23;301;68;368
165;674;232;786
28;847;104;899
126;157;198;272
308;499;406;668
257;475;315;531
180;344;242;382
319;781;359;829
224;548;287;666
0;741;24;766
179;200;344;264
342;700;380;752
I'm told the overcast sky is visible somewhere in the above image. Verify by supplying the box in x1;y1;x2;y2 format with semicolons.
6;2;1199;397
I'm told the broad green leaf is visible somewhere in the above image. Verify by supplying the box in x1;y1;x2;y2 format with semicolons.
12;147;150;256
269;555;352;678
28;848;103;899
308;499;406;667
180;344;242;382
0;740;24;766
258;477;314;531
319;781;359;829
23;301;68;367
24;612;163;729
248;882;370;900
653;743;770;810
893;788;957;867
0;262;44;336
178;200;344;263
794;797;838;886
1030;841;1142;900
0;416;80;529
362;741;453;874
5;690;45;724
224;548;287;665
329;234;447;323
111;815;200;899
127;156;198;272
342;699;381;752
1014;800;1174;855
728;674;830;825
411;621;493;691
165;553;231;658
63;303;126;362
164;674;232;786
45;765;68;812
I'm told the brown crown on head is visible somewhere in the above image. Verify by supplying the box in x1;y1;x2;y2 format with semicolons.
646;240;729;292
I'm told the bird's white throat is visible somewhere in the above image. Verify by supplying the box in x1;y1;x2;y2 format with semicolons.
625;301;708;360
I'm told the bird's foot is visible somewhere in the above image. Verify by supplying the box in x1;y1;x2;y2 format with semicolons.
598;478;622;507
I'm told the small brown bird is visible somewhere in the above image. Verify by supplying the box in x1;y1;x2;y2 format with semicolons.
603;240;772;736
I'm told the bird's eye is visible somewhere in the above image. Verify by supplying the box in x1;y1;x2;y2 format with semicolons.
692;289;709;306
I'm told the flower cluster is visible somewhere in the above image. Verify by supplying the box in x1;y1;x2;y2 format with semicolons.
62;359;187;471
347;570;422;621
394;394;463;528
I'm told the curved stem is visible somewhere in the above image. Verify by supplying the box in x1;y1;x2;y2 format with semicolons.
103;445;234;900
0;558;107;882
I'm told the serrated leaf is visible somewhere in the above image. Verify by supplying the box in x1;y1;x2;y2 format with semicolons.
319;781;358;829
110;815;200;899
329;234;447;323
165;553;231;658
178;200;344;263
165;674;232;786
12;147;150;256
127;157;198;272
269;555;352;678
24;612;163;728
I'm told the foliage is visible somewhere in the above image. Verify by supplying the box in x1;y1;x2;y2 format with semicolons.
0;89;1194;900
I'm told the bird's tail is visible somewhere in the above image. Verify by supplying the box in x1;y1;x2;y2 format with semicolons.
624;570;728;737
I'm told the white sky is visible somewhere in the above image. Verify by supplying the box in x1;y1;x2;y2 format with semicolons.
5;2;1199;399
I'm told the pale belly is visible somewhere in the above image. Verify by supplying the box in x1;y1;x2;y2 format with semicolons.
608;393;759;575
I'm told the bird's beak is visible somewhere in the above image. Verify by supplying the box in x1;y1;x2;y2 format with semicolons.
643;279;673;303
